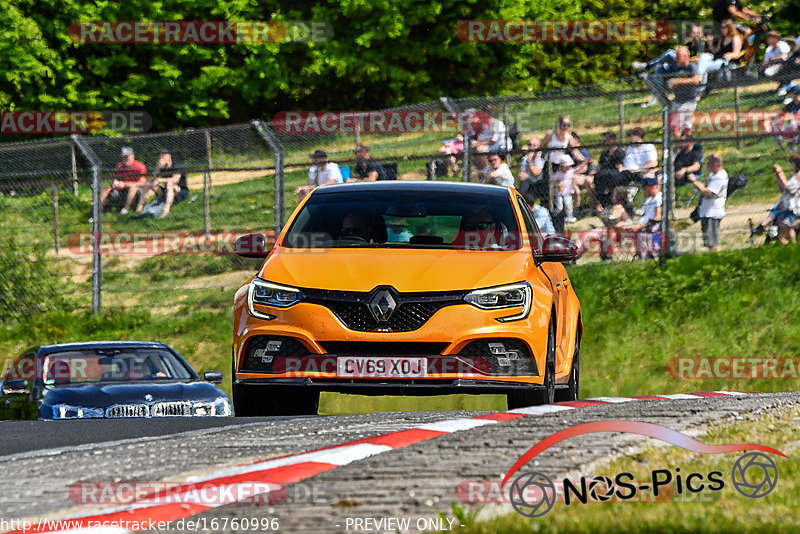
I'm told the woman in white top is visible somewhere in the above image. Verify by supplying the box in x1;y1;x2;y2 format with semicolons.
541;115;572;164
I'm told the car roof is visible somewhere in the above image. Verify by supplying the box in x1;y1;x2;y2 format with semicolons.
312;180;513;197
38;341;170;356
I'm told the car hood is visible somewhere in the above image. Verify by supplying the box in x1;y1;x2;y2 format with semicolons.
260;247;532;292
42;381;227;408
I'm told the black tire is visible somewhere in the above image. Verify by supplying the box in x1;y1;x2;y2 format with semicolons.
555;329;580;402
508;317;556;409
233;384;319;416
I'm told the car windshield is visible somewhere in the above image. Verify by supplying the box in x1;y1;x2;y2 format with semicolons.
283;190;521;250
41;348;193;385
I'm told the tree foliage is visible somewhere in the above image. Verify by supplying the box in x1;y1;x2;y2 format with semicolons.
0;0;795;131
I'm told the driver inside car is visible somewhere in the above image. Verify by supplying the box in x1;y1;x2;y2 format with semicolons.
339;212;380;243
452;209;509;250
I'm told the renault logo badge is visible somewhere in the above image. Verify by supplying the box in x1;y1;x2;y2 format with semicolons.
369;290;397;322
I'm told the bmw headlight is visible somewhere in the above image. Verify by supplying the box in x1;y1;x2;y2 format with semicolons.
247;278;305;319
464;282;532;322
211;397;232;416
52;404;104;419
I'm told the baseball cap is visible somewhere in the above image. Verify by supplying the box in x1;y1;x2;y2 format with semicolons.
559;154;574;166
310;149;327;159
642;177;658;187
121;147;134;157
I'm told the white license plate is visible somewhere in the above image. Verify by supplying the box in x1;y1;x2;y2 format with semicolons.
336;357;427;378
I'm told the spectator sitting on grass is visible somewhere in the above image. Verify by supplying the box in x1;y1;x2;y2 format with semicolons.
667;46;704;134
100;147;147;214
479;152;514;187
674;134;703;187
518;137;546;201
697;20;742;84
687;153;728;250
622;127;659;180
351;145;386;181
770;86;800;152
761;31;791;77
296;149;343;201
438;134;464;176
135;149;188;219
752;156;800;243
593;132;627;210
635;25;706;108
628;176;662;231
590;186;632;260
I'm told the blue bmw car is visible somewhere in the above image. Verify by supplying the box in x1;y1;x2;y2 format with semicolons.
0;341;232;420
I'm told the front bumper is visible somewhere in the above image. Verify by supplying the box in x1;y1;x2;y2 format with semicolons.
234;377;545;396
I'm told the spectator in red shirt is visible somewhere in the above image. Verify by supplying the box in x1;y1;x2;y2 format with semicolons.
100;147;147;214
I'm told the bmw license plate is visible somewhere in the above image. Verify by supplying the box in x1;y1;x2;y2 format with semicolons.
336;357;427;378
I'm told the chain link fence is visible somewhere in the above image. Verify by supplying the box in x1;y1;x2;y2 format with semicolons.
1;62;798;320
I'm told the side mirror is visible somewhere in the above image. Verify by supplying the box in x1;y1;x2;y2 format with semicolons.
534;235;579;263
203;371;223;384
1;379;31;395
234;233;269;258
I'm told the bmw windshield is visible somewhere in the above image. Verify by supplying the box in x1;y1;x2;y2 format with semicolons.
283;190;521;250
40;348;194;385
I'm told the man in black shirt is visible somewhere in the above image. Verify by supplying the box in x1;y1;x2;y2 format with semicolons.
136;149;189;219
674;135;702;188
593;132;627;209
712;0;759;35
352;145;386;181
667;47;704;134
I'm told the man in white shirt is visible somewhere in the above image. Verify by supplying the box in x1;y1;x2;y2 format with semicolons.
623;127;659;178
629;176;662;230
480;152;514;187
295;149;343;200
762;31;791;77
688;153;728;250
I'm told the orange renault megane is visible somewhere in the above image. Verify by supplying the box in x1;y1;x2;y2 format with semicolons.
232;181;581;416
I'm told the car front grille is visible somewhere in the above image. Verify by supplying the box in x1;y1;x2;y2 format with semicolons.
105;404;150;418
305;287;466;333
318;341;449;355
152;402;192;417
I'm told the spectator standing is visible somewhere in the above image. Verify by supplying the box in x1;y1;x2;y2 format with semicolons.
551;154;576;223
479;152;514;187
135;150;188;219
296;150;343;201
674;135;703;187
522;193;555;235
352;145;386;181
688;153;728;250
100;147;147;214
772;155;800;243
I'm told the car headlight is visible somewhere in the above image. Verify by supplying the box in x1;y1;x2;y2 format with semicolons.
51;404;104;419
211;397;232;416
464;282;532;322
247;278;305;319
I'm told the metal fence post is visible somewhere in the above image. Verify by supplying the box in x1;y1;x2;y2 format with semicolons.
617;93;625;142
660;105;673;259
205;131;213;195
71;134;103;314
51;184;59;255
203;131;212;234
70;143;79;196
252;120;285;234
734;85;743;151
440;97;471;182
